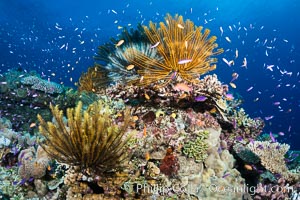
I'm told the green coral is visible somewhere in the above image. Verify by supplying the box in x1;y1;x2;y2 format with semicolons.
182;130;209;162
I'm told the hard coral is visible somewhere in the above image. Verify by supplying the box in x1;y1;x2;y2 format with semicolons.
182;130;209;162
38;100;133;173
194;74;226;99
21;75;63;94
221;108;264;150
248;141;300;182
254;178;292;200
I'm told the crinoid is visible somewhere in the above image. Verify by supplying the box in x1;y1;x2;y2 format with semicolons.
37;101;133;173
78;63;110;92
124;14;223;86
94;25;160;82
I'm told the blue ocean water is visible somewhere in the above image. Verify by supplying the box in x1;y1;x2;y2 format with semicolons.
0;0;299;148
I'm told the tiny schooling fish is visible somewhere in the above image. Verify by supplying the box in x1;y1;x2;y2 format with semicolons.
269;132;276;142
150;42;160;48
195;96;207;102
115;39;124;47
178;59;192;64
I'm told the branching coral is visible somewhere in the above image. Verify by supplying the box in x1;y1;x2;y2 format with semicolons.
232;108;261;128
124;14;223;86
247;141;299;182
37;101;132;173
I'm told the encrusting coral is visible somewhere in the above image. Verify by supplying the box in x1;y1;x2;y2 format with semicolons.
37;100;133;173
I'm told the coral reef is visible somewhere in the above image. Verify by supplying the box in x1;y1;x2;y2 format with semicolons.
0;166;27;199
38;100;133;173
0;14;298;200
254;178;293;200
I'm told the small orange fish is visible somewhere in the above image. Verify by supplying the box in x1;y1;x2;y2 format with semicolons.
47;165;52;171
179;93;187;99
126;64;135;70
145;152;150;161
144;93;150;100
116;112;123;117
210;64;217;71
29;123;36;128
115;39;125;47
209;107;217;114
132;116;139;121
230;82;236;89
244;164;253;170
177;24;184;29
143;125;147;137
